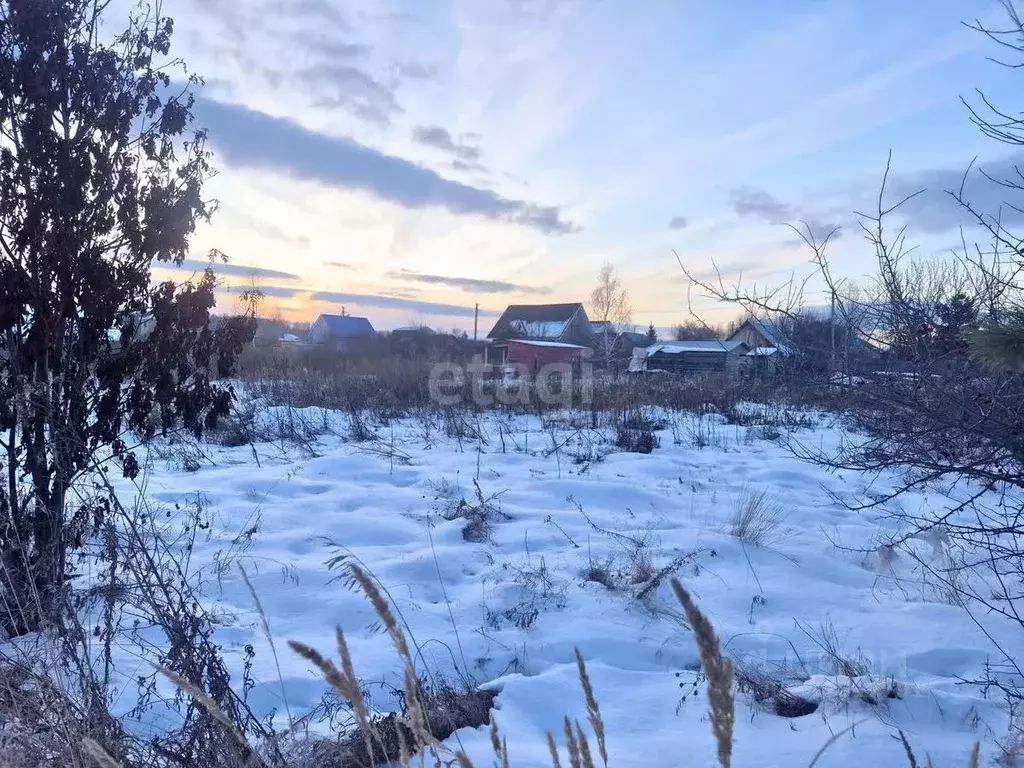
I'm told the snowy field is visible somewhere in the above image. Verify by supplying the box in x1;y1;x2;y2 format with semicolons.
102;403;1020;766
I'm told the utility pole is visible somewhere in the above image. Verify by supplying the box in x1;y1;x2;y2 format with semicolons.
473;303;479;341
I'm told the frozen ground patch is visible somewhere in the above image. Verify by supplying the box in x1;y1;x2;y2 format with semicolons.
98;407;1019;766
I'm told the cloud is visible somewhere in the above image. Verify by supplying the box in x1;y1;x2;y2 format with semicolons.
311;291;500;318
294;34;370;61
165;258;301;281
219;284;305;298
729;188;793;225
452;158;487;174
730;187;844;241
387;269;550;295
668;215;688;229
879;151;1024;234
184;0;400;125
678;253;807;284
397;62;438;80
300;63;401;125
413;125;482;162
266;0;349;30
225;210;310;247
797;219;844;243
326;261;355;270
191;94;580;235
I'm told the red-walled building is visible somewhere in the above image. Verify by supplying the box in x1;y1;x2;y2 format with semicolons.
484;303;595;373
485;338;590;370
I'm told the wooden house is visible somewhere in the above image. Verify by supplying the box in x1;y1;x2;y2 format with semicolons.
726;317;790;356
485;303;594;367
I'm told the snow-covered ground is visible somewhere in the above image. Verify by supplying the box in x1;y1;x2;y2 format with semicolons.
104;404;1019;766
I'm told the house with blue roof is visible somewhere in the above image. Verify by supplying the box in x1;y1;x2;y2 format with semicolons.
308;314;377;351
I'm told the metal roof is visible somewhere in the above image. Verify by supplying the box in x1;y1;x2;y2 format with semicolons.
488;303;585;340
647;340;748;354
315;314;376;337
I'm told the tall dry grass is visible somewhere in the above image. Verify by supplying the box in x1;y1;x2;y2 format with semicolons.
729;487;788;547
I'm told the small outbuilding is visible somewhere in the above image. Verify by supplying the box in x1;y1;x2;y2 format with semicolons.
631;340;750;375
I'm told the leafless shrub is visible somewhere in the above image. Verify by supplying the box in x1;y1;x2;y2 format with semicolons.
732;661;818;718
997;704;1024;767
0;459;284;768
356;430;414;470
346;407;376;443
430;479;510;543
612;407;661;454
213;396;261;448
796;618;870;679
147;434;213;473
0;658;124;767
487;556;568;631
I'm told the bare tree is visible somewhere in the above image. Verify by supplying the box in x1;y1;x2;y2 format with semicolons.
589;263;633;370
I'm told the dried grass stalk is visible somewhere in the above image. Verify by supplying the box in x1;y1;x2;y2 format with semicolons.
575;720;596;768
564;715;583;768
898;730;920;768
335;625;379;762
349;564;412;662
671;579;734;768
547;731;563;768
574;649;607;767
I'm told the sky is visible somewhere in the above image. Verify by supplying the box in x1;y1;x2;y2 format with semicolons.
133;0;1024;332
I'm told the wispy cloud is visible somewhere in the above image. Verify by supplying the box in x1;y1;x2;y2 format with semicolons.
300;62;401;124
311;290;499;318
219;284;304;298
326;261;355;270
730;187;844;241
163;258;300;281
413;125;482;162
668;215;688;229
224;209;310;247
397;62;438;80
387;269;549;294
677;252;810;285
191;93;580;235
268;0;349;29
729;188;792;225
181;0;406;125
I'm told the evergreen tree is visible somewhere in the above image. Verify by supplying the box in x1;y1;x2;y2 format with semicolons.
973;310;1024;370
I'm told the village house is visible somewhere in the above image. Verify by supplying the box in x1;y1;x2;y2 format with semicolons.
725;317;790;358
485;303;593;370
308;314;377;352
